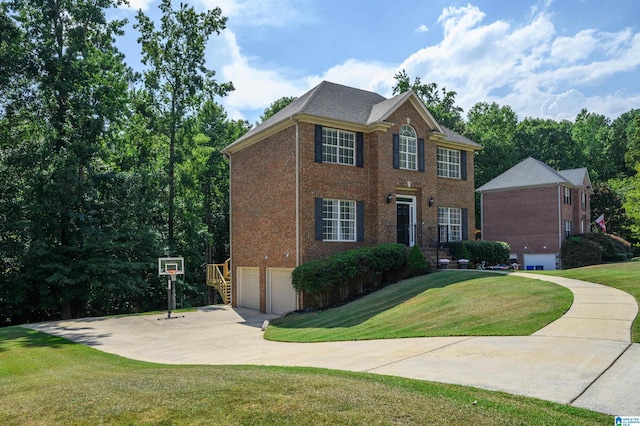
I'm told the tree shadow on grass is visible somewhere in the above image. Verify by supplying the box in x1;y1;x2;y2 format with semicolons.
273;271;506;330
0;324;112;353
0;326;76;352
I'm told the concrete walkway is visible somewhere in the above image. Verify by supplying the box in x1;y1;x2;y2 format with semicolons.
26;272;639;416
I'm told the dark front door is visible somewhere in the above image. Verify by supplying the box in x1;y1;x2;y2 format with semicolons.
397;203;410;246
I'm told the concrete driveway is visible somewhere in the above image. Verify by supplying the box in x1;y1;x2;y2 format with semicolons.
26;272;640;416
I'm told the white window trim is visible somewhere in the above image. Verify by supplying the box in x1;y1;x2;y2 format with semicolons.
322;199;356;242
322;127;355;166
396;195;417;247
438;207;462;242
437;147;461;179
399;125;417;170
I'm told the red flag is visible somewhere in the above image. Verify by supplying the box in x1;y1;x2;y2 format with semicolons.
595;214;606;232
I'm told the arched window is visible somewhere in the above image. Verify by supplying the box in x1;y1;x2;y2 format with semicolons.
399;124;417;170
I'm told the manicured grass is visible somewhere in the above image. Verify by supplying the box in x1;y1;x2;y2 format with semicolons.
265;271;572;342
538;260;640;342
0;326;609;425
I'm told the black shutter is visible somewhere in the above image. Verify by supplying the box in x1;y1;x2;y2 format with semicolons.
314;125;323;163
315;198;323;240
392;134;399;169
418;138;425;172
461;151;467;180
462;208;468;240
356;132;364;168
356;201;365;242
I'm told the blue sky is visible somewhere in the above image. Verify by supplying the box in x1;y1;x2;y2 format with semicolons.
112;0;640;124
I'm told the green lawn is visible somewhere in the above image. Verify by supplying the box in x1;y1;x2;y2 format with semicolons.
265;271;573;342
0;326;610;425
537;260;640;342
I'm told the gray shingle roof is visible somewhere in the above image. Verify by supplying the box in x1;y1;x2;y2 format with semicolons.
476;157;590;192
225;81;481;153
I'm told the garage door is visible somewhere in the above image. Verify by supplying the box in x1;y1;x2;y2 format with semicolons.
237;267;260;310
523;254;558;271
267;268;297;315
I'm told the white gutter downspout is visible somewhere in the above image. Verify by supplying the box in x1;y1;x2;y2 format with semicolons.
293;118;300;311
227;154;233;306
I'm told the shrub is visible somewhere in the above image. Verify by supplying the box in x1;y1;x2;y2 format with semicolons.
407;245;429;276
447;240;510;265
574;233;631;261
292;244;408;308
561;236;603;269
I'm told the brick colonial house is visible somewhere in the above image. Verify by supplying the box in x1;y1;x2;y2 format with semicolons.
223;81;481;314
476;157;593;270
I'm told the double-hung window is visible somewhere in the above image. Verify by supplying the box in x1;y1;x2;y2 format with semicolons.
437;147;461;178
322;199;356;241
322;127;355;165
564;220;572;238
564;187;572;205
438;207;462;242
398;125;417;170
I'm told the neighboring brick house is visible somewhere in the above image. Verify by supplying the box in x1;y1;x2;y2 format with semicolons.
476;157;593;270
223;81;481;314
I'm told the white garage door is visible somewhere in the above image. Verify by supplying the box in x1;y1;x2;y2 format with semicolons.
523;254;558;271
237;267;260;310
267;268;297;315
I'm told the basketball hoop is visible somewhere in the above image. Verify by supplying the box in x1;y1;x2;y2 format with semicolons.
157;257;185;320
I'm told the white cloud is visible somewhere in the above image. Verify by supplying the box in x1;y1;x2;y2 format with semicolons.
550;30;597;64
212;31;311;120
210;2;640;124
415;24;429;33
198;0;316;28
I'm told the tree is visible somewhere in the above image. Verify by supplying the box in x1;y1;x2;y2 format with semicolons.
392;69;465;133
135;0;233;255
1;0;133;320
572;109;621;182
590;183;632;239
513;118;577;171
260;96;297;122
465;102;519;188
613;110;640;173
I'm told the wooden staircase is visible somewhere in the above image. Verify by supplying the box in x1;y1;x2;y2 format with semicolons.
206;258;231;305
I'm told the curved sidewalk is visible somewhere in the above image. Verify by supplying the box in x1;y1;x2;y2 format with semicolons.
26;272;639;416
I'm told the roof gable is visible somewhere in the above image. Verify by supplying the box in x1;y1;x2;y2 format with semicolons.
476;157;590;193
224;81;481;154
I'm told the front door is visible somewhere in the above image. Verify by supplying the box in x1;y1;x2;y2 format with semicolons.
396;196;416;246
397;203;410;246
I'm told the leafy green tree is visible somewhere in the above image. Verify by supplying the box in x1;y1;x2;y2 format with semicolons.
1;0;134;320
514;118;577;171
260;96;297;122
590;183;632;239
613;110;640;172
465;102;519;188
572;109;621;181
135;0;234;255
392;69;465;133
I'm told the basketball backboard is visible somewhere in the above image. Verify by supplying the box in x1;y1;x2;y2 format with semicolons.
158;257;185;276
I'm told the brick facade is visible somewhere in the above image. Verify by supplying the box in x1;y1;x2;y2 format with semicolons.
227;83;481;312
479;162;592;269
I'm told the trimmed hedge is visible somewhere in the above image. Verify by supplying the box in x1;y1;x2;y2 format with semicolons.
561;236;603;269
292;244;408;308
446;240;510;266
